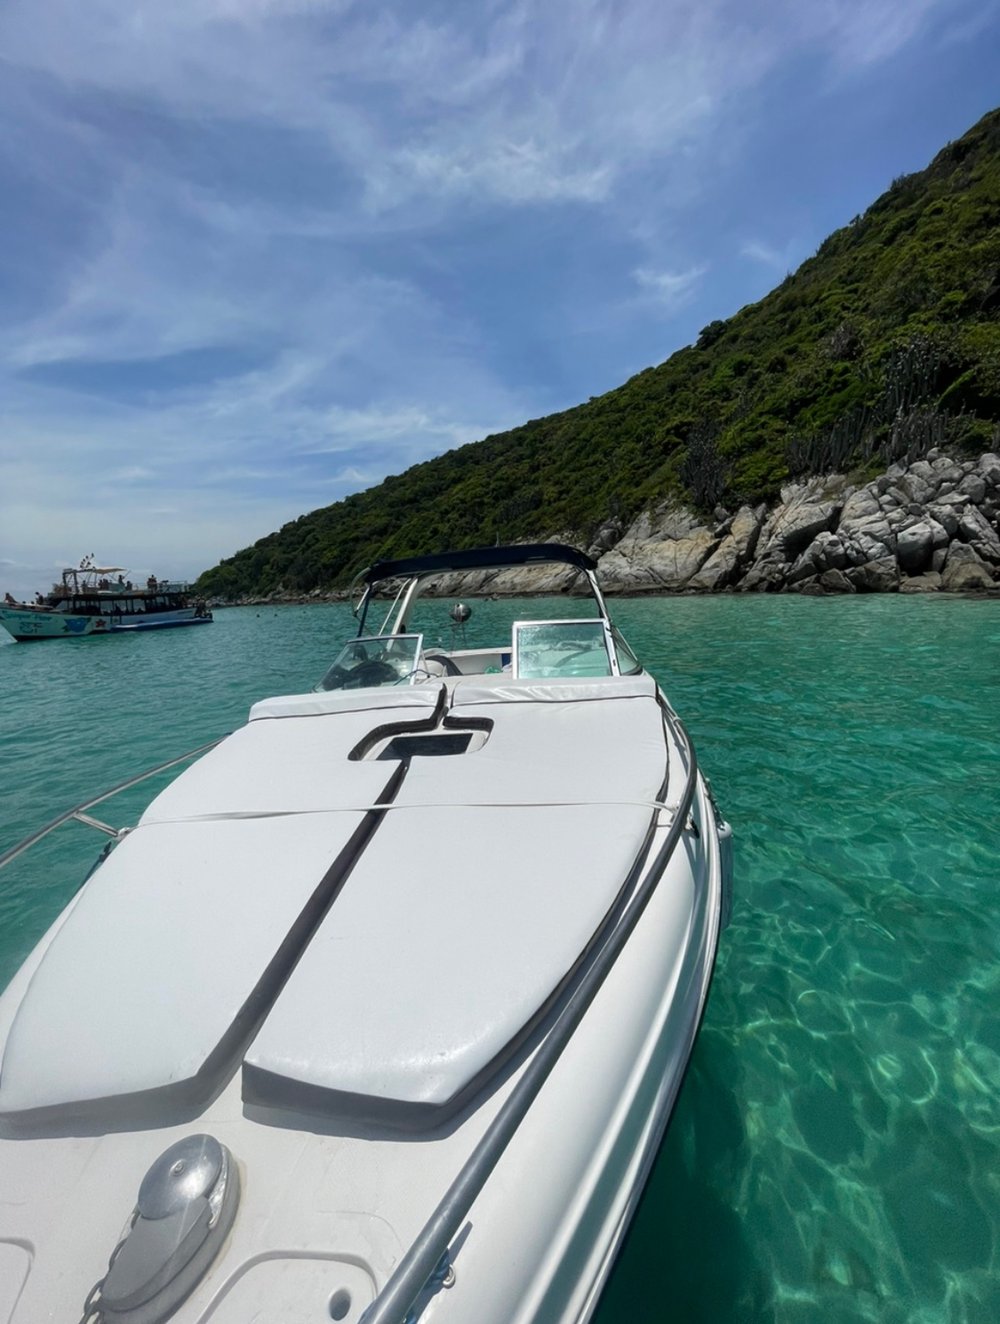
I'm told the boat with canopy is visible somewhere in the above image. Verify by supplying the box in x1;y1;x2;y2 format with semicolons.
0;543;731;1324
0;557;212;641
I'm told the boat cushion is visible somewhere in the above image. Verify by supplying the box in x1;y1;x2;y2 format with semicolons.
0;812;372;1120
447;673;658;705
249;684;443;722
244;801;654;1117
0;682;448;1121
243;687;669;1118
140;693;440;824
437;683;666;806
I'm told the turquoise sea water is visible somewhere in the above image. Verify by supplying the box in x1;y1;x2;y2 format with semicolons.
1;596;998;1322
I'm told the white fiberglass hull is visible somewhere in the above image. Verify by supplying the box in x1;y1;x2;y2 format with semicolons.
0;605;211;640
0;669;727;1324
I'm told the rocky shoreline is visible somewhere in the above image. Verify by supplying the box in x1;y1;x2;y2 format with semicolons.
596;447;1000;596
214;448;1000;604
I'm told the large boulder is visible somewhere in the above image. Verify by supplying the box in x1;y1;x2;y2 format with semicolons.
787;531;850;583
843;487;883;521
925;502;961;538
840;512;895;551
978;452;1000;490
957;506;1000;564
930;455;966;489
645;528;720;588
846;557;900;593
818;568;857;593
838;487;897;563
737;556;787;591
841;529;896;567
758;478;844;559
888;460;940;507
940;543;995;591
932;491;972;514
424;539;583;596
597;503;719;590
484;564;580;594
958;473;987;504
586;518;624;559
899;571;942;593
896;521;938;575
687;504;766;591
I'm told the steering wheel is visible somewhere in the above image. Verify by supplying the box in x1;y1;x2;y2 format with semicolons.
349;659;400;687
319;665;351;691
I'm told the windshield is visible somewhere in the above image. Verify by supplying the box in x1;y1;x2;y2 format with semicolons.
513;620;614;678
316;634;424;690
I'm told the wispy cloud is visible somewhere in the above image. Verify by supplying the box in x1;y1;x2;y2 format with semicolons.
633;265;707;312
314;404;492;453
804;0;946;69
741;239;799;272
3;0;950;223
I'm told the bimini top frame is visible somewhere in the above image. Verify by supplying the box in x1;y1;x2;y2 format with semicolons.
354;543;608;637
363;543;597;584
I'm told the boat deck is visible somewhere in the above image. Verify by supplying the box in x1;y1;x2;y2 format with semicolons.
0;673;723;1324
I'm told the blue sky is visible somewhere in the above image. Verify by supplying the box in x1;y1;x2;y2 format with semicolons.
1;0;998;598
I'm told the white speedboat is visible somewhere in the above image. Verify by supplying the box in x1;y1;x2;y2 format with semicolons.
0;559;212;641
0;544;731;1324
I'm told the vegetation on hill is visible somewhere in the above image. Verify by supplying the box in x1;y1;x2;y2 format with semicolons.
197;108;1000;599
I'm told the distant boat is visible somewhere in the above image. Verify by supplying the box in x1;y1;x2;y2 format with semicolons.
0;559;213;641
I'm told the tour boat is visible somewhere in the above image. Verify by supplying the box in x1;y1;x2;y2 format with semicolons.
0;558;212;641
0;544;731;1324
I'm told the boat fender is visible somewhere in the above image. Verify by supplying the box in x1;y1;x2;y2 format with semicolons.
84;1134;240;1324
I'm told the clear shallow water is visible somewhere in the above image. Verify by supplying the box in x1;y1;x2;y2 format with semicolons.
1;596;998;1322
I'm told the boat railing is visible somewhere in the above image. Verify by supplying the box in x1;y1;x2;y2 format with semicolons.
0;714;703;1324
360;709;701;1324
0;739;226;875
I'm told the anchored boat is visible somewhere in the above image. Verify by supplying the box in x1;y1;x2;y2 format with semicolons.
0;558;212;641
0;543;731;1324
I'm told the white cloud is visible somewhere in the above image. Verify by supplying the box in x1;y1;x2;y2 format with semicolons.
4;0;951;224
314;404;489;452
806;0;946;69
393;139;612;207
741;239;798;272
633;265;707;312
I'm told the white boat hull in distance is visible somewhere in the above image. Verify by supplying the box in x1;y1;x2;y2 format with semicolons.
0;606;212;641
0;542;732;1324
0;558;213;641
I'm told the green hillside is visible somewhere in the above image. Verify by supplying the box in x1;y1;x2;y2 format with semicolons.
197;108;1000;599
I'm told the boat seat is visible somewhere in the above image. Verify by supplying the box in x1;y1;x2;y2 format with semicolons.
0;811;376;1124
141;684;444;822
447;673;659;704
422;652;462;676
0;687;447;1124
242;681;670;1123
247;685;444;722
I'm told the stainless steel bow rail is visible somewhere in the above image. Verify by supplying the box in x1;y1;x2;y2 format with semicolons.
0;718;705;1324
360;712;702;1324
0;739;227;875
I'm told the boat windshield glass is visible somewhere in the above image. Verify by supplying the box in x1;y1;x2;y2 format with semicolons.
611;627;641;675
316;634;424;690
513;620;613;679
